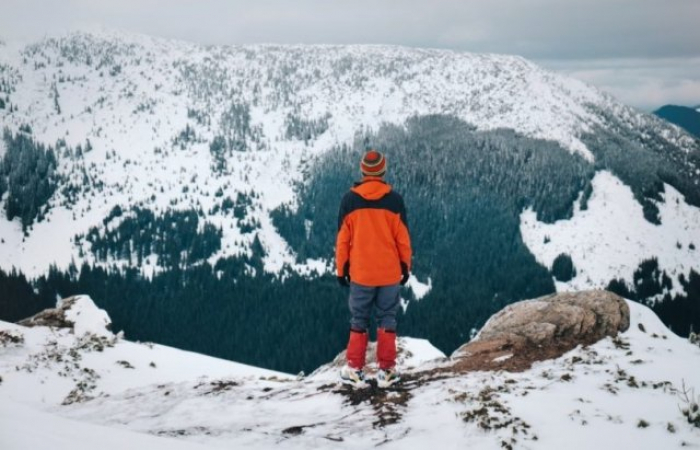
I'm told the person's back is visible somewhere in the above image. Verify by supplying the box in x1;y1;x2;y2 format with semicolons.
335;149;412;388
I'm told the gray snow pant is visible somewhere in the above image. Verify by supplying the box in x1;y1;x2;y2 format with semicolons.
348;282;401;332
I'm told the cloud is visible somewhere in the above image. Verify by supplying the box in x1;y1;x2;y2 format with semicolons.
541;57;700;110
2;0;699;59
0;0;698;108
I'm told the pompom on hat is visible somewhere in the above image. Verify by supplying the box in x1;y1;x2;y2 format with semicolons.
360;149;387;177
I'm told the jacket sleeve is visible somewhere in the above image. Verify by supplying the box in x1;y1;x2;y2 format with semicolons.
335;194;352;277
395;196;412;271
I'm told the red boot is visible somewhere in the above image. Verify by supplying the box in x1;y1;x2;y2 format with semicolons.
346;329;368;369
377;328;397;370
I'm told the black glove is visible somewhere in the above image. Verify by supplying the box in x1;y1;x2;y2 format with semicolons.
400;262;410;286
338;262;350;287
337;275;350;287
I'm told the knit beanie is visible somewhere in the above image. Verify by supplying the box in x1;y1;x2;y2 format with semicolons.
360;149;387;177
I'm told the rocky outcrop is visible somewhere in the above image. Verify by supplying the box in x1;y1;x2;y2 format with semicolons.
18;295;112;336
18;297;78;329
476;289;629;344
448;290;630;372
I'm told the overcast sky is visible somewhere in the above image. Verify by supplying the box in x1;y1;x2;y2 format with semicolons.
1;0;698;110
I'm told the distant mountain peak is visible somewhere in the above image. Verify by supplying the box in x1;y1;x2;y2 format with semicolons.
654;104;700;138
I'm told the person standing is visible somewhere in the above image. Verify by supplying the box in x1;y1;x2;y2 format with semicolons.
335;149;412;387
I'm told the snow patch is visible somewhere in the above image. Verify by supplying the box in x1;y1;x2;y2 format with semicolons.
492;354;513;363
520;170;700;298
406;275;433;300
399;337;446;368
61;295;112;337
0;398;211;450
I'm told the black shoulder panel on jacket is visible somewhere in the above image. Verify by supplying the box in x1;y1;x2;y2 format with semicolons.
337;190;408;231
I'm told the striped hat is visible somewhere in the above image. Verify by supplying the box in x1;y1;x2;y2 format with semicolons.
360;149;387;177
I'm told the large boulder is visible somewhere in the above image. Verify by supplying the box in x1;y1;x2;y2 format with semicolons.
476;289;629;344
449;290;630;372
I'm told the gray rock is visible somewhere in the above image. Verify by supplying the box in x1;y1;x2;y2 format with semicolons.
475;289;629;345
18;296;80;329
450;290;630;370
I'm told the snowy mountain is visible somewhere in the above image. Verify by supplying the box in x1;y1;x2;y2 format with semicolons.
1;27;699;372
0;27;696;278
2;295;699;449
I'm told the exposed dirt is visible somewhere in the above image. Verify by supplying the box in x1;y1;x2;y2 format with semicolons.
333;379;414;428
0;329;25;346
441;335;603;375
18;305;76;329
154;426;213;437
194;379;241;395
280;422;345;443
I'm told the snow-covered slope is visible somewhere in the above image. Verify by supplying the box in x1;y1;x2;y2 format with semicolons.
0;296;288;408
0;27;696;285
521;170;700;297
1;400;211;450
1;296;699;449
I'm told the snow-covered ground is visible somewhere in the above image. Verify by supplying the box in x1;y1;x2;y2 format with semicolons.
1;296;698;449
1;401;211;450
0;296;288;407
520;170;700;298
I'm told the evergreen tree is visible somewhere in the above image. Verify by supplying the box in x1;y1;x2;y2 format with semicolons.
551;253;576;282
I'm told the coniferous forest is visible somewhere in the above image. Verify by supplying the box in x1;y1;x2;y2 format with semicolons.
1;115;699;374
0;128;58;229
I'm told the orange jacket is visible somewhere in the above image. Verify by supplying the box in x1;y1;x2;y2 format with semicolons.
335;177;412;286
